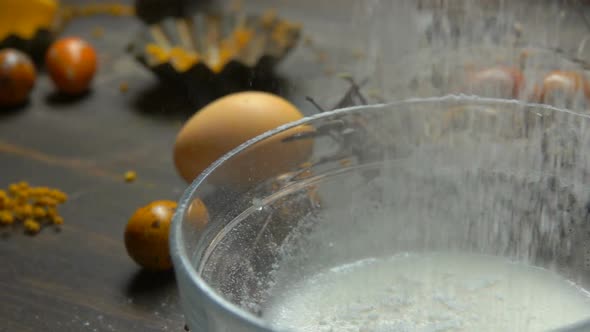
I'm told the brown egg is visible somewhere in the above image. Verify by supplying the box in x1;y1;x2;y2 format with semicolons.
466;66;524;99
45;37;98;95
124;200;177;271
535;71;590;104
0;48;36;107
174;91;314;186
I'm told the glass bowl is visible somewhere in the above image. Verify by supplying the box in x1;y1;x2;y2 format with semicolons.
171;95;590;332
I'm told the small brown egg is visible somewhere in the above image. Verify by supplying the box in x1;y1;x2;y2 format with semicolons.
0;48;36;107
124;200;177;271
173;91;313;186
45;37;98;95
535;71;590;105
466;66;524;99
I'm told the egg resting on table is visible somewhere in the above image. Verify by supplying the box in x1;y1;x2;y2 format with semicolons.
174;91;314;186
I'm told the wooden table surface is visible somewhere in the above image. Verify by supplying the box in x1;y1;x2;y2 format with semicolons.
0;1;368;331
1;1;587;331
0;10;189;332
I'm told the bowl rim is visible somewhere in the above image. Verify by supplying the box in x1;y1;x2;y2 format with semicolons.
170;94;590;331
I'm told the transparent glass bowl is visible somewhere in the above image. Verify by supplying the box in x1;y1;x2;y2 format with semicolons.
171;96;590;332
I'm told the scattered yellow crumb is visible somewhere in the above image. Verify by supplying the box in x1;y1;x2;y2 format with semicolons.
260;9;278;28
8;183;20;195
119;81;129;93
46;207;58;218
35;196;58;207
51;216;64;225
48;190;68;203
0;211;14;225
32;206;46;218
124;171;137;183
16;204;33;218
91;26;104;39
0;182;67;235
24;219;41;234
2;198;14;209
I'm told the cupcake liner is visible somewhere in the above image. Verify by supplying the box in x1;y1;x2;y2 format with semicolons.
129;11;301;105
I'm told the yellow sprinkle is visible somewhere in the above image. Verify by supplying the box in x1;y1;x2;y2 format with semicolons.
21;204;33;218
119;82;129;93
13;194;28;205
13;205;27;218
14;188;30;199
24;219;41;234
27;188;39;197
55;191;68;203
32;207;47;218
1;182;68;234
8;184;20;195
46;207;58;218
35;196;57;207
48;189;67;202
3;198;14;209
0;211;14;225
51;216;64;225
124;171;137;183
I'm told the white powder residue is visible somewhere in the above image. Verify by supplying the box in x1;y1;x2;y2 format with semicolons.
263;253;590;332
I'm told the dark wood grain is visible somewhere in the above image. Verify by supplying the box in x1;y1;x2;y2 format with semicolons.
4;0;583;331
0;5;189;332
0;1;342;331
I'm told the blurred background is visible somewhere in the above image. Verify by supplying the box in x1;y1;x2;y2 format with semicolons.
1;1;590;332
